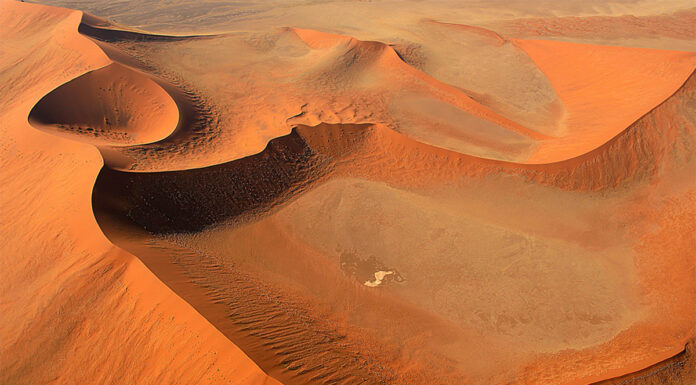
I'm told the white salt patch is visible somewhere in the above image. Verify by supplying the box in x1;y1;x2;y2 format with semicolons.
364;270;394;287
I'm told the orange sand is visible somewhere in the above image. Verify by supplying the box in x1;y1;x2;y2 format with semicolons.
0;2;279;384
2;0;695;384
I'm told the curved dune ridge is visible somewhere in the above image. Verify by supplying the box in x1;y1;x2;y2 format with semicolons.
95;68;696;383
0;2;279;385
68;18;695;170
2;1;696;385
513;38;696;163
29;62;180;146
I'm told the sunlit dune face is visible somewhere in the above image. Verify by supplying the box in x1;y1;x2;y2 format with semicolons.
29;62;179;146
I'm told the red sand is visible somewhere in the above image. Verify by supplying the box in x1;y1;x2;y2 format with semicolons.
0;2;279;384
1;1;695;384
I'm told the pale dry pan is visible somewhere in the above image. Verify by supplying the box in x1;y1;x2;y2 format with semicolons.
1;1;696;385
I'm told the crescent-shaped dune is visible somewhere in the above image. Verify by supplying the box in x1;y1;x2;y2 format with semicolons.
0;2;279;385
2;1;696;385
513;38;696;164
29;62;180;146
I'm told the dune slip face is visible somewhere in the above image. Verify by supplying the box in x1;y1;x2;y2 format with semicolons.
2;1;696;385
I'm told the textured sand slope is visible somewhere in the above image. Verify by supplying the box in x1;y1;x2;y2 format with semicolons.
68;15;695;169
514;39;696;163
397;19;564;136
0;2;281;385
93;67;696;384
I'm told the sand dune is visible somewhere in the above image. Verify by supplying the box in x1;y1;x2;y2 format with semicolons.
93;65;696;382
402;19;564;136
3;0;696;384
0;2;280;385
514;39;696;163
29;62;179;146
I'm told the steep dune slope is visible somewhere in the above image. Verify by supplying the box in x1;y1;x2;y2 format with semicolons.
29;62;179;146
397;19;564;135
70;15;695;171
513;39;696;163
0;2;280;385
73;23;549;169
92;66;696;384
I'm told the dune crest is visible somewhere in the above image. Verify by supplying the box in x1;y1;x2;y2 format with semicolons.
0;2;283;385
513;38;696;163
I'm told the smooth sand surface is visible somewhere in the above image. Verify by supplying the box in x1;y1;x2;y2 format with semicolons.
3;0;696;384
29;62;180;146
